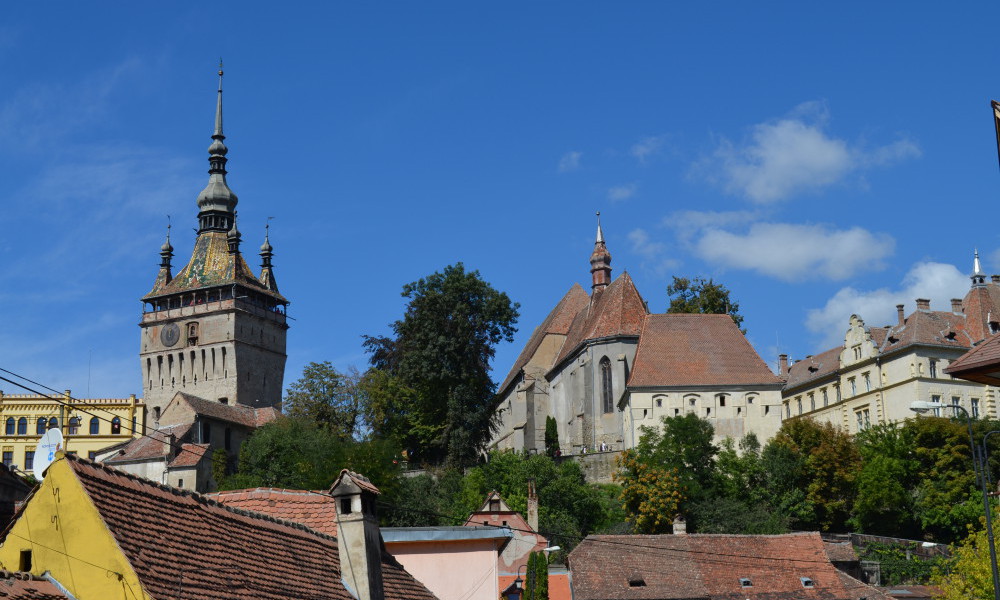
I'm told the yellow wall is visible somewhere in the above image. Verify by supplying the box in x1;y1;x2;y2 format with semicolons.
0;392;145;474
0;452;148;599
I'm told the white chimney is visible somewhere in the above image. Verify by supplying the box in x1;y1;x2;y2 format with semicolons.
330;470;384;600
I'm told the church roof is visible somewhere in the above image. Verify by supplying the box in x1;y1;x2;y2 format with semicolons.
497;284;590;395
627;314;782;388
55;453;437;600
551;272;648;371
145;231;287;302
208;488;339;537
568;532;886;600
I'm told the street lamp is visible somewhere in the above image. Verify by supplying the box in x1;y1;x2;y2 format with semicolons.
911;401;1000;600
502;565;528;600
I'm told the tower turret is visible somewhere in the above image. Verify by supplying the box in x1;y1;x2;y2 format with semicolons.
590;211;612;291
259;223;279;293
973;248;987;287
196;61;238;234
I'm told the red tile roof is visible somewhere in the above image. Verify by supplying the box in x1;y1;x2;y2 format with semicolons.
553;273;647;370
498;284;590;395
207;488;338;537
332;469;381;496
59;453;437;600
784;347;842;391
168;443;210;468
168;393;278;428
103;422;191;464
944;332;1000;384
569;532;879;600
627;314;782;388
0;571;70;599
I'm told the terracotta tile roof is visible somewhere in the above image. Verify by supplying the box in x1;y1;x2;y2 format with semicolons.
331;469;381;496
553;273;648;370
61;454;437;600
208;488;338;537
627;314;782;388
783;347;842;391
103;423;191;464
0;571;70;599
498;284;590;395
878;310;971;355
168;443;209;468
146;231;286;303
170;393;276;428
944;331;1000;384
569;532;868;600
823;541;858;563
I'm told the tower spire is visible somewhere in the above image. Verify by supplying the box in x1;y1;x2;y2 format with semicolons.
227;212;242;254
973;248;987;287
259;219;280;293
196;60;238;233
590;211;612;291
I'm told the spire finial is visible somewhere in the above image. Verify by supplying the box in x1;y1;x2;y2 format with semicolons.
972;248;987;287
214;59;224;139
596;211;604;243
197;61;238;231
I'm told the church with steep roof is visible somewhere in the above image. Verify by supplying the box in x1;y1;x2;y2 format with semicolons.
99;67;289;492
490;217;784;455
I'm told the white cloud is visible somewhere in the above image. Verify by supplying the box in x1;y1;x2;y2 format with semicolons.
608;183;637;202
693;222;895;281
628;228;679;275
558;151;582;172
805;262;969;348
631;135;665;164
697;102;920;203
667;209;759;241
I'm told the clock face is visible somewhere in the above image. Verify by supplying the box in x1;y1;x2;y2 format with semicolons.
160;323;180;347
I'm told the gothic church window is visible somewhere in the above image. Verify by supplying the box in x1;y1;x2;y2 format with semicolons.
600;357;613;414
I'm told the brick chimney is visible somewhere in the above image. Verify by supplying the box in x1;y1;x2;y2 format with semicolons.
330;470;384;600
778;354;789;377
527;478;539;532
915;298;930;311
896;304;905;326
951;298;963;313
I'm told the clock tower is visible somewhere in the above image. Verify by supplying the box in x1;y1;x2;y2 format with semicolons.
139;67;289;419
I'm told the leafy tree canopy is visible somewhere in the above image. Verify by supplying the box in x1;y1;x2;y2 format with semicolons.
666;276;745;332
283;362;364;439
363;263;519;467
635;413;718;506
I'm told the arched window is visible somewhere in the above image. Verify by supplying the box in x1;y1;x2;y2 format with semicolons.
600;356;614;414
16;418;27;435
5;418;14;435
36;418;46;435
90;417;100;435
68;417;81;435
47;417;58;430
111;417;121;435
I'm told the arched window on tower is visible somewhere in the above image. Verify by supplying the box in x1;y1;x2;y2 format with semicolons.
16;418;26;436
600;356;614;414
111;417;121;435
90;417;100;435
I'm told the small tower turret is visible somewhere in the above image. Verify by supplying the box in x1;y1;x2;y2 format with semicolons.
227;214;241;254
973;249;987;287
259;222;279;293
590;211;612;291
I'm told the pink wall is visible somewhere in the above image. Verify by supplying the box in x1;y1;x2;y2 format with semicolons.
386;539;501;600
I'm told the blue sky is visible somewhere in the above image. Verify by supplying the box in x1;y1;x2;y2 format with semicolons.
1;3;999;398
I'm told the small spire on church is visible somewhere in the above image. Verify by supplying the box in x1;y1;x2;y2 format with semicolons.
160;220;173;269
259;220;280;293
227;212;242;254
197;60;239;232
590;211;612;291
973;248;987;287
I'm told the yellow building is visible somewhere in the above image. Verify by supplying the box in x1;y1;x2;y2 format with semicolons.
0;391;145;474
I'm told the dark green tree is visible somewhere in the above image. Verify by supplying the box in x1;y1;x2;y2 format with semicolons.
363;263;519;467
849;423;920;537
544;416;559;457
284;362;364;439
666;276;745;332
635;414;718;508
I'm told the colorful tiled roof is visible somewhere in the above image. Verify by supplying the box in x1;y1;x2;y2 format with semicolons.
627;314;782;388
498;284;590;396
552;273;647;370
569;532;878;600
207;488;338;537
0;571;70;599
146;231;286;302
61;453;437;600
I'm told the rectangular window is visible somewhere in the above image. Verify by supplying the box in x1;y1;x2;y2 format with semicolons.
863;372;871;392
952;396;961;409
835;384;841;402
822;388;828;406
856;411;864;430
88;451;97;461
973;398;981;419
3;451;13;467
24;451;33;471
929;360;938;378
808;393;815;412
796;398;802;415
849;378;857;396
932;394;941;417
785;402;790;419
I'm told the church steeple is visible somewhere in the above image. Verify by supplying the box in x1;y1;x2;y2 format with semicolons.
590;211;612;291
259;222;279;293
973;248;987;287
196;61;239;234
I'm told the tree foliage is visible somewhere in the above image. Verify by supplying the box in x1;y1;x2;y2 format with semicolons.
544;416;559;457
934;509;1000;599
615;449;683;534
283;362;364;439
363;263;519;467
635;414;718;508
666;276;744;332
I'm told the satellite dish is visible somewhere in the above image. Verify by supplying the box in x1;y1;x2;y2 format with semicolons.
34;427;64;478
